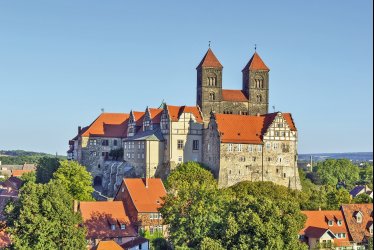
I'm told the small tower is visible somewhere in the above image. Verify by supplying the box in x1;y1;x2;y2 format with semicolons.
242;52;270;115
196;48;223;119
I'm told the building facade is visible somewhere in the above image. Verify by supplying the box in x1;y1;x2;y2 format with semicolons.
68;48;301;191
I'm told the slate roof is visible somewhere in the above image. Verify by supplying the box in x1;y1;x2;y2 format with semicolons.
124;128;164;142
350;185;372;198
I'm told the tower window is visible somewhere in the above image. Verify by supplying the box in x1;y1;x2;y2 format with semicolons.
209;92;216;101
207;73;217;86
256;94;262;103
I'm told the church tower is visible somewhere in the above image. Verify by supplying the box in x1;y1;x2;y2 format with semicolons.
196;48;223;119
242;52;270;115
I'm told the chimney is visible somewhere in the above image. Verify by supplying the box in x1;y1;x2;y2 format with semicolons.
145;177;149;189
78;126;82;134
256;113;260;117
73;200;79;213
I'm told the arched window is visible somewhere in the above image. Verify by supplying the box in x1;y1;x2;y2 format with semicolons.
257;94;262;103
207;73;217;86
254;76;264;89
209;92;216;101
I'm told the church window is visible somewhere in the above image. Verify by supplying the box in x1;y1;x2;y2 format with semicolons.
256;95;262;103
207;73;217;86
209;92;216;101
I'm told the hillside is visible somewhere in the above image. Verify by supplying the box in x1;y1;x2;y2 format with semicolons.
0;150;66;165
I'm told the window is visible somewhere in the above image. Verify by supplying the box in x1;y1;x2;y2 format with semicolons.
141;141;145;149
256;94;262;103
267;157;272;162
328;220;334;226
207;144;210;152
228;144;233;152
281;132;285;137
177;140;184;150
89;139;97;146
150;226;154;234
138;142;141;149
111;224;116;230
90;151;97;156
266;142;271;150
283;173;287;178
102;140;109;146
275;131;280;137
113;140;118;146
193;140;199;150
239;156;246;162
138;154;140;159
117;237;122;243
253;157;257;162
356;212;363;223
124;142;127;149
277;123;283;128
209;92;216;101
337;220;342;226
248;145;253;152
178;156;183;162
258;145;262;152
238;144;242;152
274;143;278;149
142;153;145;159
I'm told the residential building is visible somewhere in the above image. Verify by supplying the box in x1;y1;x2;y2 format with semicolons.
350;186;373;199
78;201;137;249
94;240;124;250
203;112;301;189
341;204;373;248
114;178;167;236
300;210;352;249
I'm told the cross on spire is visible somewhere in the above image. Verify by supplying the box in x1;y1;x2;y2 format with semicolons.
208;41;211;48
255;44;257;51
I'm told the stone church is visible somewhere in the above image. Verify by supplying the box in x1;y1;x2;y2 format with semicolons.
68;48;301;195
197;48;270;120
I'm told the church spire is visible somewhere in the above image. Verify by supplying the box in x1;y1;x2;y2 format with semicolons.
242;52;269;71
197;48;223;69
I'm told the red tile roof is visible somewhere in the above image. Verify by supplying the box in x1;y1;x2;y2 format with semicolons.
222;89;248;102
81;113;129;138
148;108;163;123
197;48;223;68
79;201;136;239
243;52;269;71
214;112;296;144
301;210;351;247
121;237;148;249
0;230;10;249
341;204;373;243
166;105;203;123
95;240;123;250
11;169;34;177
124;178;166;213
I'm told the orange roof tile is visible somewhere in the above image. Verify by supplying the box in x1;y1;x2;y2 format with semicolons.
95;240;123;250
214;112;296;144
341;204;373;243
197;48;223;68
243;52;269;71
222;89;248;102
132;111;145;126
79;201;136;239
148;108;163;123
301;210;351;247
11;169;34;177
124;178;166;213
0;230;10;249
81;113;129;138
166;105;203;123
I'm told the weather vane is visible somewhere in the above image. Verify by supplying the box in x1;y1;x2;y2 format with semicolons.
255;44;257;51
209;41;211;48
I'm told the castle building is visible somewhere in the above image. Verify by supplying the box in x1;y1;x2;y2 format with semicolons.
68;48;301;193
197;48;270;120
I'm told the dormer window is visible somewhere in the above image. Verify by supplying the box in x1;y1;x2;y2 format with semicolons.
328;220;334;226
111;224;116;230
355;211;363;223
120;224;126;230
337;220;342;226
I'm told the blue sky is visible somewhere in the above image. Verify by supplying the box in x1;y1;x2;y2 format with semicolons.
0;1;372;155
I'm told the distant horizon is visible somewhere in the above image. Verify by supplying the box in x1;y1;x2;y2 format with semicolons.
0;1;372;154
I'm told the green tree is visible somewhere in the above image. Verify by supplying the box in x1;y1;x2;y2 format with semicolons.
199;237;224;250
36;157;60;184
222;182;308;250
359;163;373;189
352;193;373;204
324;185;351;210
314;159;360;189
53;160;94;201
4;181;86;250
20;171;36;184
160;162;227;249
